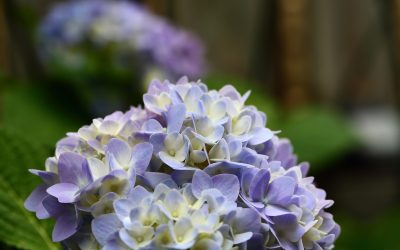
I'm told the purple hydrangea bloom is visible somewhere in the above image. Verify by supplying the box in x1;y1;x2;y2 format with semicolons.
92;171;260;249
25;78;340;249
38;0;206;81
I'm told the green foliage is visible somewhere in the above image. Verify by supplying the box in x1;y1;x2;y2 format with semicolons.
280;108;356;168
46;44;144;114
0;128;58;250
0;85;82;146
335;210;400;250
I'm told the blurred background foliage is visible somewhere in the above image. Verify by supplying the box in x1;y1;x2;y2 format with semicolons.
0;0;399;249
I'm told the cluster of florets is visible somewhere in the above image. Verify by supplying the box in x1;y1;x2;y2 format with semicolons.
38;0;205;80
25;78;340;249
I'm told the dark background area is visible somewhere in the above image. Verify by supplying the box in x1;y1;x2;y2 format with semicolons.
0;0;399;249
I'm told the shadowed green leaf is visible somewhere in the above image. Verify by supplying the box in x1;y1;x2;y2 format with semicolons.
280;108;356;168
0;128;58;250
1;85;81;146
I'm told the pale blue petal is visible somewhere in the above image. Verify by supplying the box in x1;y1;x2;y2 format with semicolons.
132;142;153;174
209;139;229;160
149;133;167;154
25;184;48;212
91;192;119;217
52;212;78;242
106;138;131;165
166;103;186;133
142;172;177;189
92;214;122;246
266;176;296;206
249;169;270;202
47;183;79;203
212;174;239;201
114;198;134;221
142;119;163;133
159;151;186;169
58;152;89;186
248;127;274;145
191;170;212;199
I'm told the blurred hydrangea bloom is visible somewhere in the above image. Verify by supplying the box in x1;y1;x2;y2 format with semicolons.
25;78;340;249
39;0;206;81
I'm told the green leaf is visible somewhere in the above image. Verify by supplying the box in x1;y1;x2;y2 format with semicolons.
0;85;81;146
0;128;58;250
335;209;400;250
280;108;356;168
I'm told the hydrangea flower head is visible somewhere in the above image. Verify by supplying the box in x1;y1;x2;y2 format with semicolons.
39;0;206;81
25;77;340;249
